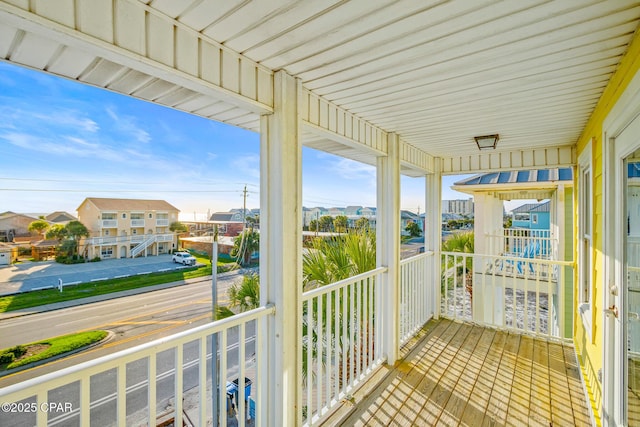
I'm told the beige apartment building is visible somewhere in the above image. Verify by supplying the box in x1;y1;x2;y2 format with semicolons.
77;198;179;259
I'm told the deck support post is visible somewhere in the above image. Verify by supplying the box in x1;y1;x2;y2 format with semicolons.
377;133;401;364
426;165;442;319
259;70;302;426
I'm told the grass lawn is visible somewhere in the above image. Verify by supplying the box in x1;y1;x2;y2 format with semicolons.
0;255;240;314
0;330;107;370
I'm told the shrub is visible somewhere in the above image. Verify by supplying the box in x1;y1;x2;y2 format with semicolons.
89;256;101;263
0;345;26;364
0;353;15;364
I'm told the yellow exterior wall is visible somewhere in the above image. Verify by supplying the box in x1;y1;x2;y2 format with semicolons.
574;28;640;423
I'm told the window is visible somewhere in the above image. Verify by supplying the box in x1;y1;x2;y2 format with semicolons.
122;213;127;219
532;214;538;224
101;213;117;220
101;247;113;258
578;140;593;335
149;213;153;219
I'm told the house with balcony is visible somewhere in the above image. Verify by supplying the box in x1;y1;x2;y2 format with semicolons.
77;198;179;259
2;2;640;426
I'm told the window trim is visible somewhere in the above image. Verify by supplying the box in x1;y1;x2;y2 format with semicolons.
578;139;593;338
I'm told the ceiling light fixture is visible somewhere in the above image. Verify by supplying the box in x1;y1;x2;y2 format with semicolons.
474;134;499;150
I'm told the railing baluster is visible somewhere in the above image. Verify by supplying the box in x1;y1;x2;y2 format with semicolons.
306;298;313;424
199;337;206;427
80;377;90;427
238;323;246;427
149;353;157;426
219;329;228;427
317;293;323;417
175;344;184;427
325;290;332;412
117;363;126;427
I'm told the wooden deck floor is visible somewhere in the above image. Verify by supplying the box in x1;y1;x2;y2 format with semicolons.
325;318;592;427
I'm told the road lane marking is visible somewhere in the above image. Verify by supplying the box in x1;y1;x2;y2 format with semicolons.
109;320;186;325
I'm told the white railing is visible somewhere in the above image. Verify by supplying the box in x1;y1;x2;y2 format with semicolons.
486;228;557;260
441;252;573;340
86;234;174;247
101;220;117;228
131;235;156;258
0;306;274;427
87;236;119;245
156;219;170;226
399;252;434;345
130;219;145;227
301;267;386;426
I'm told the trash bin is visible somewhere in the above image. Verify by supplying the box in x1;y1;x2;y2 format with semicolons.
231;377;252;401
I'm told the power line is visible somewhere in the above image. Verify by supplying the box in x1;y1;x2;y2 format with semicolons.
0;188;250;193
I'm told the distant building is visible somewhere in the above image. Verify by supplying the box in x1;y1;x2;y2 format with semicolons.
442;199;474;216
511;201;550;230
77;197;180;259
209;211;245;236
0;211;37;242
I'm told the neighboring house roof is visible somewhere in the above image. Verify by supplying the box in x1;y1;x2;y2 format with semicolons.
46;211;76;223
79;198;180;212
209;212;243;222
454;168;573;186
511;201;550;214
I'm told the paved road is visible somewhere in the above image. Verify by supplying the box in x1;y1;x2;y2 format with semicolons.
0;254;201;295
0;271;248;386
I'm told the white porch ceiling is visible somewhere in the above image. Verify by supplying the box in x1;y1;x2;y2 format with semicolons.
1;0;639;172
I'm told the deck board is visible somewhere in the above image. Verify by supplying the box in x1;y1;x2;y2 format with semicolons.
326;318;593;427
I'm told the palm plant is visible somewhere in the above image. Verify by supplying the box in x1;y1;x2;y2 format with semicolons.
301;230;376;388
441;231;475;297
228;273;260;311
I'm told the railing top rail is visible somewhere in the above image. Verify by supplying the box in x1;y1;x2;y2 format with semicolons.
0;304;275;400
302;266;387;301
441;251;574;267
400;251;434;266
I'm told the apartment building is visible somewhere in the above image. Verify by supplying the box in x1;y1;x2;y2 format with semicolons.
77;198;179;259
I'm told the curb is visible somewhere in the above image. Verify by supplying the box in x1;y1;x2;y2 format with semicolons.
0;330;115;378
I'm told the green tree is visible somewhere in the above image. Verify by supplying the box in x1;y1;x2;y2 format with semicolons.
333;215;348;233
45;224;67;242
228;273;260;312
231;229;260;266
301;230;376;385
246;215;259;229
309;219;319;232
318;215;334;232
28;219;49;238
441;231;475;298
169;221;188;233
355;217;369;231
64;221;90;257
405;221;422;237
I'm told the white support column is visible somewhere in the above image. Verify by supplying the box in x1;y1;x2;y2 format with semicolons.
425;165;442;319
376;133;401;365
259;70;302;426
472;192;504;325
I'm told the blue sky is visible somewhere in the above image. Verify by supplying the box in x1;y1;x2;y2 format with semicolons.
0;61;473;220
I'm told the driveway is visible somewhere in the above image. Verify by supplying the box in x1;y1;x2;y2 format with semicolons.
0;255;201;296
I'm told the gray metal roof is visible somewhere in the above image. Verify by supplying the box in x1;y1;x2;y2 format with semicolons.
511;201;550;213
454;168;573;186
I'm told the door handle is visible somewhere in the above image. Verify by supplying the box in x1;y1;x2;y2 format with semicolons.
604;305;619;318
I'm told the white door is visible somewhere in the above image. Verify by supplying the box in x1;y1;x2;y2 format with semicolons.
610;112;640;426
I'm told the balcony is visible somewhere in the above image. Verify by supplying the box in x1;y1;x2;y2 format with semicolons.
156;219;169;227
0;253;588;426
131;219;145;227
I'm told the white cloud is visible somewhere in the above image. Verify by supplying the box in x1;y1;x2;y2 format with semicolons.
231;154;260;179
105;106;151;143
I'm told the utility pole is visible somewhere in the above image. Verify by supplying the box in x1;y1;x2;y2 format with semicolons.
211;224;219;426
242;185;248;231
